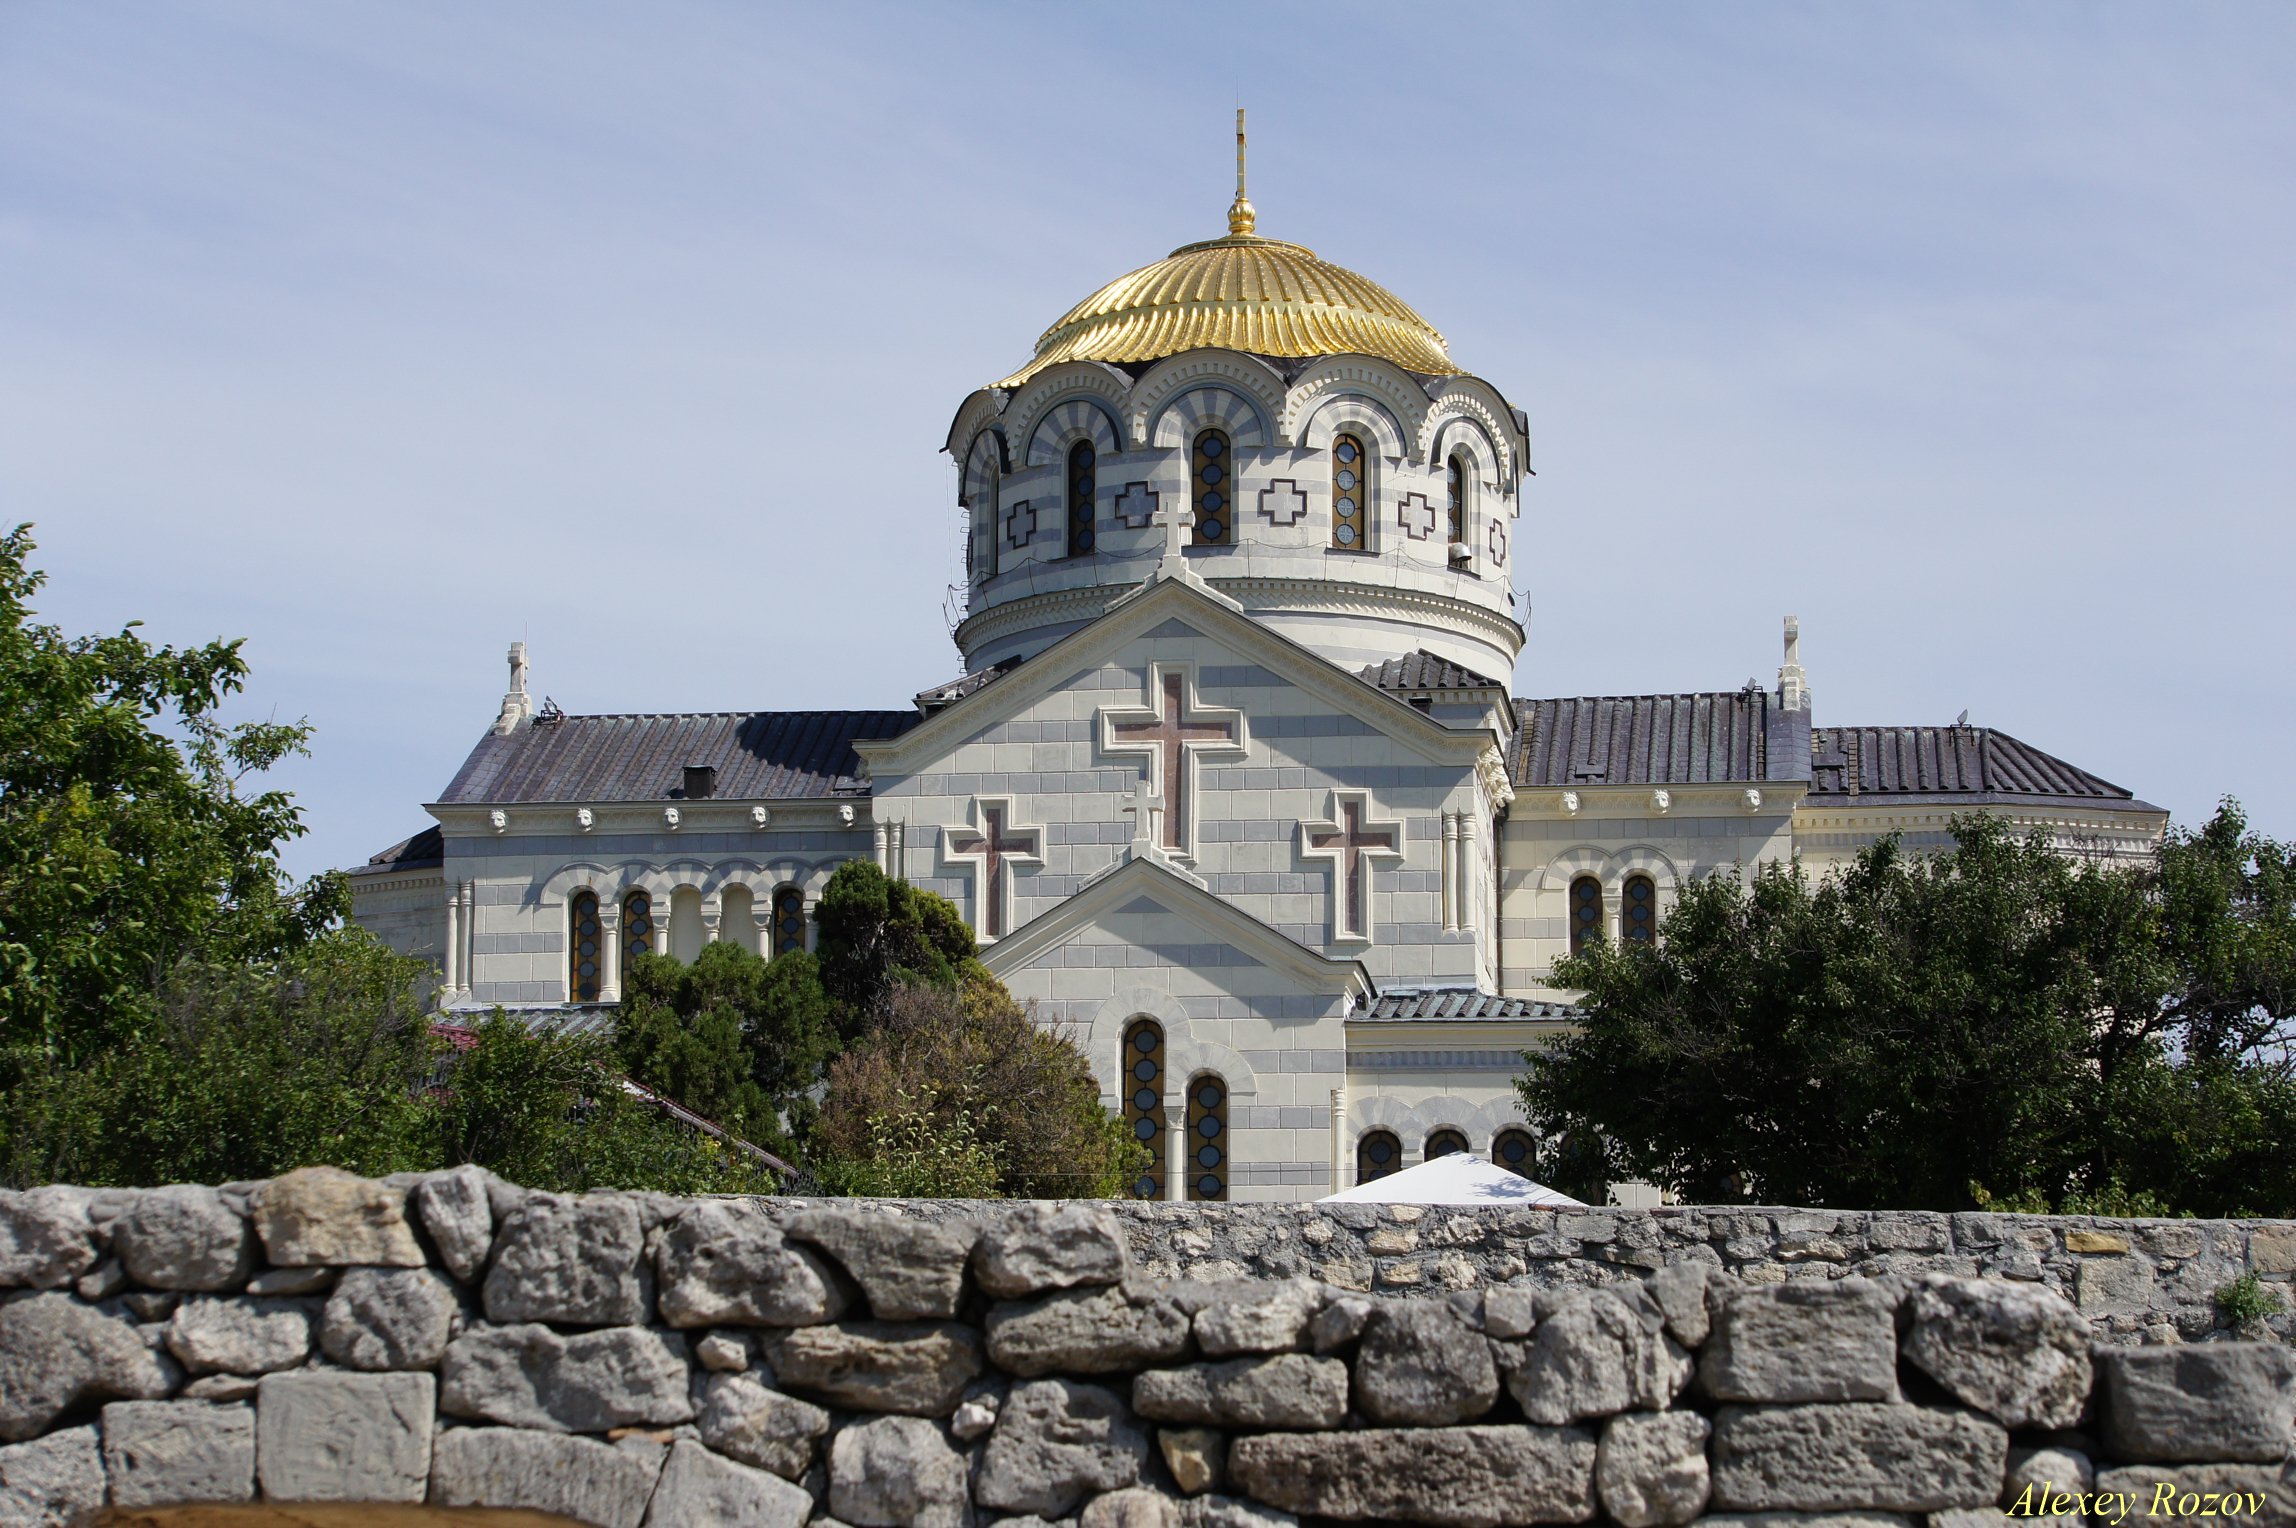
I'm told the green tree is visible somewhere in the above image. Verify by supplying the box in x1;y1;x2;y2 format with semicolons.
812;861;982;1030
1519;809;2296;1215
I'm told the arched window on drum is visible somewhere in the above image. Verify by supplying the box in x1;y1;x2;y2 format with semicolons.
1492;1128;1536;1178
1066;440;1097;559
1186;1073;1228;1201
1121;1020;1167;1200
1192;428;1232;546
1568;875;1602;956
1623;874;1658;945
770;886;806;959
1425;1127;1468;1161
620;890;654;982
567;890;602;1003
1446;451;1470;546
978;461;1001;579
1357;1129;1401;1185
1330;432;1368;552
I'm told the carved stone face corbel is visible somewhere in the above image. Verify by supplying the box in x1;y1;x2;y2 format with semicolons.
576;808;594;832
837;804;857;828
1743;789;1763;812
1561;791;1580;816
1651;790;1671;815
751;806;772;830
663;807;681;830
489;810;508;833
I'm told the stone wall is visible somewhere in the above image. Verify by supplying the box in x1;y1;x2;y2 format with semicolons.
1;1174;2291;1528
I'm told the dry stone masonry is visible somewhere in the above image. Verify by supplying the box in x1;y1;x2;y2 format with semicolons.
1;1172;2291;1528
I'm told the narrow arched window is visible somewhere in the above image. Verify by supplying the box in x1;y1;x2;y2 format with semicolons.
770;886;805;959
1122;1020;1166;1200
568;890;602;1002
1446;452;1469;545
1191;428;1231;546
1493;1128;1536;1178
1623;874;1657;944
621;890;654;981
1568;875;1602;956
1186;1073;1228;1201
1066;440;1097;559
979;463;1001;579
1331;432;1367;552
1357;1129;1401;1185
1426;1127;1468;1161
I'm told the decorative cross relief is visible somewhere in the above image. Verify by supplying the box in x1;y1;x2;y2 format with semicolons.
941;796;1042;941
1397;493;1436;541
1257;479;1308;527
1487;518;1508;564
1300;790;1402;943
1113;482;1160;530
1004;499;1037;549
1099;664;1247;861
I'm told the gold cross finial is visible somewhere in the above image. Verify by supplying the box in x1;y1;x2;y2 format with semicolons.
1227;107;1256;237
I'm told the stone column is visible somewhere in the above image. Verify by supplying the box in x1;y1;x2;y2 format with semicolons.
461;882;476;999
1165;1102;1183;1203
802;893;822;952
441;884;461;1004
1330;1086;1349;1190
1440;815;1458;931
701;891;721;946
598;902;622;1005
1454;815;1474;933
873;822;889;873
889;821;906;883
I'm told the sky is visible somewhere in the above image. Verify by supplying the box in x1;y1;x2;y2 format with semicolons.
3;1;2291;882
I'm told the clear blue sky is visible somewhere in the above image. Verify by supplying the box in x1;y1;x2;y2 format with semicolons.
4;2;2291;880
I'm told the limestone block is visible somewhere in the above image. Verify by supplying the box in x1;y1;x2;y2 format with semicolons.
1649;1260;1715;1347
0;1292;177;1441
695;1332;748;1372
829;1414;971;1528
1708;1404;2007;1513
1353;1299;1499;1425
244;1266;332;1297
439;1321;696;1432
1191;1279;1318;1355
1483;1286;1538;1341
977;1378;1149;1517
112;1186;257;1292
642;1436;813;1528
654;1199;848;1329
1082;1488;1182;1528
414;1163;496;1283
0;1426;104;1527
2075;1253;2155;1315
2094;1464;2296;1528
951;1391;1000;1439
319;1266;459;1370
252;1166;425;1268
0;1190;95;1292
484;1192;647;1327
1504;1287;1691;1425
1182;1497;1300;1528
976;1203;1131;1297
164;1295;314;1376
1700;1279;1900;1403
784;1206;980;1320
428;1425;665;1528
253;1369;434;1504
1599;1411;1712;1528
101;1399;254;1507
1160;1427;1226;1495
2251;1225;2296;1277
2002;1445;2094;1528
180;1375;257;1402
987;1282;1191;1377
1132;1354;1348;1430
2094;1344;2296;1464
697;1370;830;1479
765;1320;984;1416
1228;1425;1598;1526
1309;1294;1372;1352
1899;1276;2089;1429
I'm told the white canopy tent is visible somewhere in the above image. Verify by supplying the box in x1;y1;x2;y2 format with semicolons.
1319;1152;1586;1207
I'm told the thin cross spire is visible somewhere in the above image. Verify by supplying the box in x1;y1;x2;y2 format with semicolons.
1228;107;1256;237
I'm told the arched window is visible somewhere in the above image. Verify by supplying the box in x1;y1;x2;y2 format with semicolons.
720;884;756;956
1186;1073;1228;1201
1568;875;1602;955
568;890;602;1003
668;886;704;963
621;890;654;980
1623;874;1657;944
1066;440;1097;559
770;886;806;959
979;463;1001;579
1492;1128;1535;1178
1446;451;1469;545
1122;1020;1166;1200
1357;1129;1401;1185
1191;428;1232;546
1426;1128;1468;1160
1330;432;1368;552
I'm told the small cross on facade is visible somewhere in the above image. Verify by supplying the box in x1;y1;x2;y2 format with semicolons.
1301;790;1403;942
1120;777;1163;851
942;797;1042;940
1152;498;1194;564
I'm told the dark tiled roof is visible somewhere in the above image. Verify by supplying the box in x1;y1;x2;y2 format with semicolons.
915;657;1020;714
1359;651;1504;693
346;825;443;876
1361;988;1579;1021
436;711;920;806
1809;726;2140;804
1512;691;1771;787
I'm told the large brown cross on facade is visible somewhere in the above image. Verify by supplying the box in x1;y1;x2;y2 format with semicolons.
1100;666;1247;858
942;797;1041;940
1301;791;1403;942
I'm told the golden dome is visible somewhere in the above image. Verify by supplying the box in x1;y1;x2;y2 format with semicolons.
995;230;1459;389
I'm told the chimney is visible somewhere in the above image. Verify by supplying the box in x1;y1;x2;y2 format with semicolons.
1777;616;1810;713
682;765;718;801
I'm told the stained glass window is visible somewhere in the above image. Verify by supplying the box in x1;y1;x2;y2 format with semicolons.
771;886;805;959
1624;875;1657;944
1122;1020;1166;1200
1569;876;1602;955
1493;1128;1536;1178
1426;1128;1468;1160
981;463;1000;578
1357;1129;1401;1185
1446;452;1468;544
1191;429;1231;546
568;890;601;1003
1186;1073;1228;1201
1067;440;1096;558
621;890;653;981
1331;433;1367;551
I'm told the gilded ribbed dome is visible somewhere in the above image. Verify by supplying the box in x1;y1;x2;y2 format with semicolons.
996;230;1458;390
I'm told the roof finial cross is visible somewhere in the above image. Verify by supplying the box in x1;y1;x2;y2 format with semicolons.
1228;107;1256;237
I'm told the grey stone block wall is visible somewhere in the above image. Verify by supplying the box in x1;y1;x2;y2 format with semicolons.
1;1174;2290;1527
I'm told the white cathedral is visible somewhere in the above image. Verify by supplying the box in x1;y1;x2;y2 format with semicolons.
351;128;2165;1203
